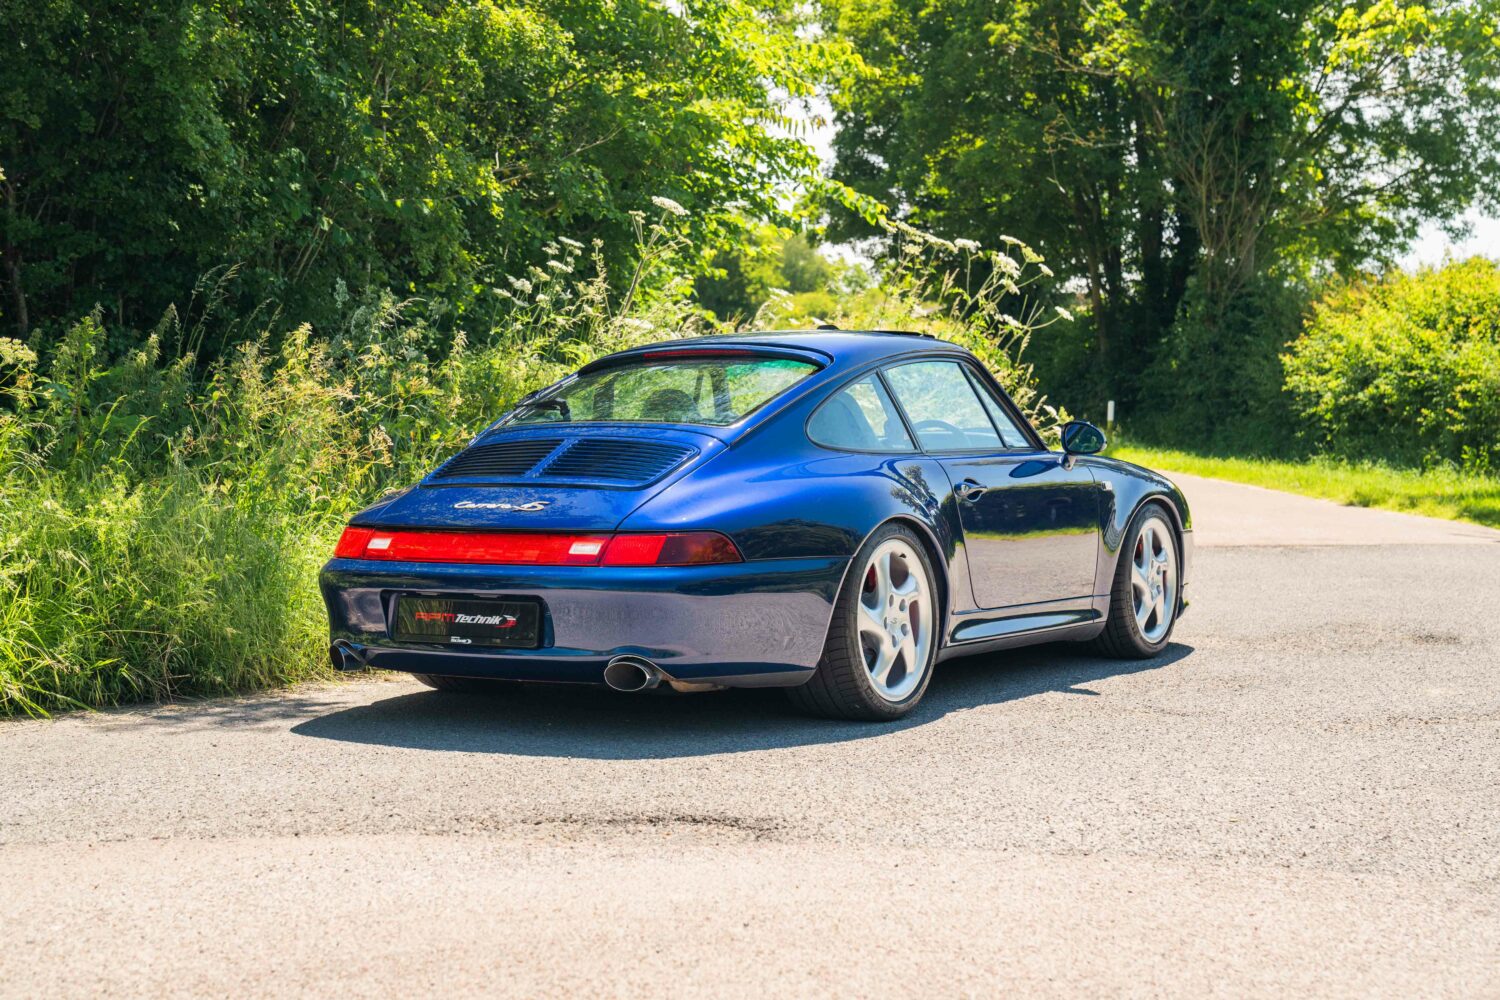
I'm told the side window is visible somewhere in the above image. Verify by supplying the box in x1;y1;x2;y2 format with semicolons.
883;360;1003;451
965;370;1033;448
808;376;916;452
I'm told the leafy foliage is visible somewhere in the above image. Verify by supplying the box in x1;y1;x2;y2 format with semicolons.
823;0;1500;421
1283;258;1500;473
0;0;849;345
696;226;869;323
0;217;708;714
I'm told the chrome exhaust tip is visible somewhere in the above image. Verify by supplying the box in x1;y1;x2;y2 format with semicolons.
603;655;662;693
330;641;366;672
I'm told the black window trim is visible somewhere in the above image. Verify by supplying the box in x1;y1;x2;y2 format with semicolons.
880;355;1047;456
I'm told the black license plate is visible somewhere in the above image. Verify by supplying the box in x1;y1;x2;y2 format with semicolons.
393;596;542;649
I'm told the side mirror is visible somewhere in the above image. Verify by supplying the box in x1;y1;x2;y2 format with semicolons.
1060;420;1107;456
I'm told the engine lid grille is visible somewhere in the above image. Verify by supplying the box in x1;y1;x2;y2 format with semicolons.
429;435;698;486
432;438;563;480
540;438;696;484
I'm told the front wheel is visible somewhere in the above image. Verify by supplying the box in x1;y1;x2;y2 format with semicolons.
787;523;939;721
1092;502;1182;658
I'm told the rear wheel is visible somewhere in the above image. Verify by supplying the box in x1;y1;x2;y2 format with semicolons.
411;673;517;695
788;523;939;721
1092;502;1181;658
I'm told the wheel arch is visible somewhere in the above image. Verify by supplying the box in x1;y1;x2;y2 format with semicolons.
1117;494;1188;616
854;513;953;650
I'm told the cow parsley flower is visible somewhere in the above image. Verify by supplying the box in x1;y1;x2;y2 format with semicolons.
651;196;688;217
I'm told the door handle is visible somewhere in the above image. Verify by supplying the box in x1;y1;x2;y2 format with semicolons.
955;478;988;503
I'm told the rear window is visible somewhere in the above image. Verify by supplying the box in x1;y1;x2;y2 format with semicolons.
504;355;818;427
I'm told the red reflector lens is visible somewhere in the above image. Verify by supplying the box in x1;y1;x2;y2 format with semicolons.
330;529;740;567
332;529;609;565
602;532;742;566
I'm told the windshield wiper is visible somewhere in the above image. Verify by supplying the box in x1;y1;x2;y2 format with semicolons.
517;398;571;421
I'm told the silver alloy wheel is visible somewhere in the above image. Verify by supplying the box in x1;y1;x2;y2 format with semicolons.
855;538;934;702
1130;514;1178;643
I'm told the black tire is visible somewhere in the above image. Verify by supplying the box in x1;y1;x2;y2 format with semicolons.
1091;501;1182;659
787;523;940;721
411;673;517;694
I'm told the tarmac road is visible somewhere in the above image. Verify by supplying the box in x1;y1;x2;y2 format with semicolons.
3;478;1498;998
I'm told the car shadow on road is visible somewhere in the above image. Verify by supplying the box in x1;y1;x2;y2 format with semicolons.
290;642;1194;760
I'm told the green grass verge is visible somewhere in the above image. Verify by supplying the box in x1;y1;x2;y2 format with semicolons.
1106;443;1500;529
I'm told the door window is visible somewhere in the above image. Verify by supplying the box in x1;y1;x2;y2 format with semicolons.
964;370;1033;448
883;361;1003;451
808;376;916;452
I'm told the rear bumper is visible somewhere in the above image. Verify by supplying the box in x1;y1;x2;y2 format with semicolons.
319;556;848;687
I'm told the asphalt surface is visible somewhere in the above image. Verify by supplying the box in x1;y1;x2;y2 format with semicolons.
4;480;1499;998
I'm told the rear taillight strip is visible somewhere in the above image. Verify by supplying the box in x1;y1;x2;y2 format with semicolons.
332;527;742;567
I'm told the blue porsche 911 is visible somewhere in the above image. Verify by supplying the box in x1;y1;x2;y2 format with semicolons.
321;329;1191;720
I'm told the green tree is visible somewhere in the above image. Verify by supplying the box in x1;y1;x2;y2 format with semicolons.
1;0;848;347
823;0;1500;426
695;226;859;321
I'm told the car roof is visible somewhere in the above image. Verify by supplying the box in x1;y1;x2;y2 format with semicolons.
590;329;971;370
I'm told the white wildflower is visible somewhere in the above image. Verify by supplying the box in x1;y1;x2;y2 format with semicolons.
543;242;560;256
1054;305;1075;321
529;265;551;283
994;255;1021;278
651;195;688;217
954;238;981;251
559;236;585;250
1037;263;1054;277
547;259;572;274
1000;313;1021;328
506;275;533;294
999;235;1020;246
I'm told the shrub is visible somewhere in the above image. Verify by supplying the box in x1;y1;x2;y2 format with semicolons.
0;221;704;714
1282;259;1500;473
